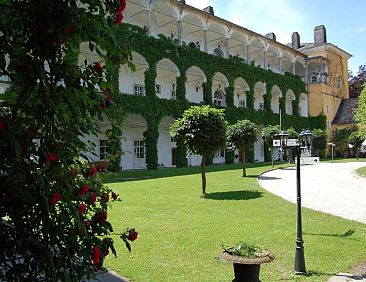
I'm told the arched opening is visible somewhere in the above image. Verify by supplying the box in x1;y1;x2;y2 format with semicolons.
121;114;148;170
119;51;149;95
286;89;296;115
185;66;207;103
254;81;266;111
271;85;282;113
149;2;179;38
212;72;229;107
299;93;308;117
156;58;180;100
158;116;176;167
206;22;227;56
234;77;250;108
181;13;205;50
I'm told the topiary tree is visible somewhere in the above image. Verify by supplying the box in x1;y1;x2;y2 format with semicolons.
170;105;227;195
0;0;137;280
348;129;366;159
227;120;257;177
261;125;280;168
312;129;327;158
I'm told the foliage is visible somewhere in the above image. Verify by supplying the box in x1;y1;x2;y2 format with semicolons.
261;125;280;167
355;83;366;125
223;242;263;258
334;127;356;157
170;105;227;194
349;64;366;98
226;120;257;176
0;0;136;280
348;129;366;159
312;129;327;158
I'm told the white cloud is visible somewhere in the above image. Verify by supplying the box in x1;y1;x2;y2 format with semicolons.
356;26;366;33
185;0;210;11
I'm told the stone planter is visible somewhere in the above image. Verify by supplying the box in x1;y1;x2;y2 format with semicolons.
220;251;274;282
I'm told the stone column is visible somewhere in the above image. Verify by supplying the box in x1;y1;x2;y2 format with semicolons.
263;51;267;70
177;20;182;45
279;56;282;74
203;29;208;53
146;9;151;36
246;44;250;64
225;38;229;58
292;61;296;75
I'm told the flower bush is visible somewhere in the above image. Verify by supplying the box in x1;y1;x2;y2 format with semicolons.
0;0;136;280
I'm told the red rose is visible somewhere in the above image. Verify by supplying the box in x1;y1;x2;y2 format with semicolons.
114;13;124;25
111;192;118;200
120;0;126;9
99;103;107;109
92;245;101;266
0;118;4;129
79;203;87;214
128;229;138;241
88;192;97;205
79;184;90;197
49;192;62;206
45;152;58;164
93;209;107;224
94;63;103;75
101;192;109;203
70;169;78;177
89;166;97;177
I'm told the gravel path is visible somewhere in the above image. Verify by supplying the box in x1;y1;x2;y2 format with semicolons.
258;162;366;224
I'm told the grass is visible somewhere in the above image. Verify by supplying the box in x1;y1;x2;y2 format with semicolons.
356;165;366;177
103;161;366;281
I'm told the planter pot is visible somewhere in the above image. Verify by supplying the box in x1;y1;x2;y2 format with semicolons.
220;251;274;282
94;160;109;172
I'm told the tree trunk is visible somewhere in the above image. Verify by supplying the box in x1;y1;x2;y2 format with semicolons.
242;145;246;177
271;146;274;168
201;154;206;195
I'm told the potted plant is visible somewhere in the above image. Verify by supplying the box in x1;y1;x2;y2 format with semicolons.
220;242;274;282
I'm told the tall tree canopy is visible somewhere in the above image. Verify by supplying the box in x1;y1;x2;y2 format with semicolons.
349;64;366;98
261;125;280;167
170;105;227;195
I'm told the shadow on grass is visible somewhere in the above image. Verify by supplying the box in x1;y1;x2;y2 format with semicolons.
258;175;282;180
101;162;288;184
304;229;356;238
303;270;337;277
203;190;263;201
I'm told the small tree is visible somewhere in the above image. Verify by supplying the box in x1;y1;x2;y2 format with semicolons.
334;127;356;157
312;129;327;158
170;106;227;195
261;125;280;167
355;84;366;125
227;120;257;177
348;130;366;159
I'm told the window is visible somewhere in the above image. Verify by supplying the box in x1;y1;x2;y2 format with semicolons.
213;47;224;58
327;120;331;129
258;103;264;111
99;140;108;160
337;76;343;88
156;84;161;94
133;140;145;159
214;90;224;106
134;84;145;96
326;104;330;113
239;99;246;108
215;149;225;158
171;90;176;100
311;75;318;83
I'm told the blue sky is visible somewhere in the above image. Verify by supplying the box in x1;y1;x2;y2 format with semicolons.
186;0;366;76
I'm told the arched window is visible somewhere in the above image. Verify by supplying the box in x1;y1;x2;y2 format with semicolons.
214;89;224;106
213;47;224;58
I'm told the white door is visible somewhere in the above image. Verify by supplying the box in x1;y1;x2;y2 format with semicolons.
133;139;146;168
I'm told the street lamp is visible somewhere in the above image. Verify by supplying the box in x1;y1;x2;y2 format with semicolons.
278;129;314;275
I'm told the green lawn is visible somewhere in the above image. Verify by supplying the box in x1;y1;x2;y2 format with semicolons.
356;165;366;177
104;162;366;281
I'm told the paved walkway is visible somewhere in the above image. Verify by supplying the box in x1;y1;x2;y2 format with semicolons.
258;162;366;224
258;162;366;281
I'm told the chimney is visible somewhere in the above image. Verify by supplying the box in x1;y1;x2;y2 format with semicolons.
176;0;186;3
314;25;327;45
203;6;214;15
265;32;276;41
291;32;300;49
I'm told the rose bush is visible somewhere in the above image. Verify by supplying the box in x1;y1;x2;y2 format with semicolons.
0;0;134;280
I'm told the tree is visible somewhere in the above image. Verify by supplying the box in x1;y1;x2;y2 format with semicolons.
227;120;257;177
170;106;227;195
349;64;366;98
355;84;366;125
312;129;327;158
0;0;136;280
348;130;366;159
261;125;280;168
334;127;356;157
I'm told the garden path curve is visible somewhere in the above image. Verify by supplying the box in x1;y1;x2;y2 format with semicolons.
258;162;366;224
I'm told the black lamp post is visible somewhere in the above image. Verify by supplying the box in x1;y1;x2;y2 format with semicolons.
278;129;313;275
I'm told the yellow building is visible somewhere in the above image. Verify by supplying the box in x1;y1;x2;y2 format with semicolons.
292;25;353;156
